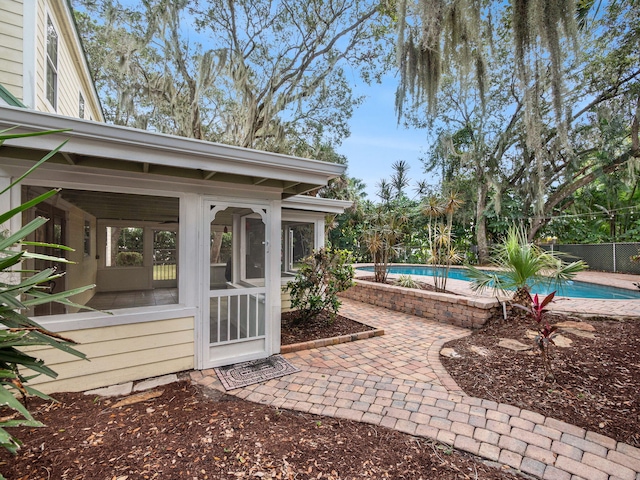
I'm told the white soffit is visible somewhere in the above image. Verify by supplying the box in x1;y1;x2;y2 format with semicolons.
0;106;346;195
283;196;353;214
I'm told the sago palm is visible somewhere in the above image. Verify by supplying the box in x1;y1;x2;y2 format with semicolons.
465;226;586;303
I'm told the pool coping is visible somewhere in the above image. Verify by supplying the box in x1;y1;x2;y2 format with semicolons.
354;264;640;317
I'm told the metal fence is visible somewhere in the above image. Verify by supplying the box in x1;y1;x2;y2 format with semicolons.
543;242;640;274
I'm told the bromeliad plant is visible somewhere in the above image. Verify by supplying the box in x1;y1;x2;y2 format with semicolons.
0;128;93;458
516;291;558;382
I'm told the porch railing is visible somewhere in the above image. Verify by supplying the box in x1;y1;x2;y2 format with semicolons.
209;288;266;344
153;248;177;280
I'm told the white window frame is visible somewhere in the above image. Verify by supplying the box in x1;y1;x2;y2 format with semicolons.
45;14;59;110
79;91;85;118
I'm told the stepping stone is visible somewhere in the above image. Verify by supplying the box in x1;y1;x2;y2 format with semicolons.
525;329;538;340
551;334;573;348
498;338;532;351
561;327;596;339
440;347;461;358
554;320;595;332
470;345;490;357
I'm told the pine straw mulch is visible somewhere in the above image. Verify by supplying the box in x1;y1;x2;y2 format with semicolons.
1;380;521;480
440;310;640;447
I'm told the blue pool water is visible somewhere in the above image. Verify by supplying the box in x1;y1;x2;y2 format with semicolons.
358;265;640;300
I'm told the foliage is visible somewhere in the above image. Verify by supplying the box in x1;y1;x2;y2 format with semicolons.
514;291;558;382
399;1;640;250
465;226;587;299
393;274;419;289
285;248;355;323
115;251;144;267
420;192;463;292
0;129;93;457
395;0;578;161
362;205;409;283
73;0;389;154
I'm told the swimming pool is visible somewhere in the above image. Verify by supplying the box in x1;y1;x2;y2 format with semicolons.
358;265;640;300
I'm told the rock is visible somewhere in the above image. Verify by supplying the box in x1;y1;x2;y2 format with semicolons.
551;334;573;348
440;348;461;358
111;390;164;408
498;338;532;351
555;320;596;332
469;346;490;357
561;327;596;339
525;330;538;340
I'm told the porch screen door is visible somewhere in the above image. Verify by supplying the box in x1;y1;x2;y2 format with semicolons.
202;202;270;368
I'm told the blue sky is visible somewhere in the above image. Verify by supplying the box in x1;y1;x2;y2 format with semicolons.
336;76;433;200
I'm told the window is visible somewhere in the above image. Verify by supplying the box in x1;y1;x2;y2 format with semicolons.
84;220;91;256
23;188;180;316
105;227;144;267
46;15;58;109
281;221;315;274
79;92;85;118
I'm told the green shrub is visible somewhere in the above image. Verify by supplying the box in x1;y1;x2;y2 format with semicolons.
285;248;355;323
116;251;143;266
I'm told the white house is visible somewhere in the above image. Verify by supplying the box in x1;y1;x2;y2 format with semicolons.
0;0;103;120
0;105;351;394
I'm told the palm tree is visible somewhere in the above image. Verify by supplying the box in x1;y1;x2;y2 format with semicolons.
421;192;462;292
465;226;587;305
390;160;410;198
363;206;408;283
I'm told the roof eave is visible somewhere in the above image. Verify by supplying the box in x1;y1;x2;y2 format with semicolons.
0;106;346;190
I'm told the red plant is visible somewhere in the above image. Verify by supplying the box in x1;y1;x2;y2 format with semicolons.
516;290;558;381
529;291;555;324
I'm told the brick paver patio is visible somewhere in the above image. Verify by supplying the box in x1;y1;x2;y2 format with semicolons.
191;298;640;480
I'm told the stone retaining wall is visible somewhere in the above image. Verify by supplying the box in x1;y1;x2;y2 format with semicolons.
341;279;499;329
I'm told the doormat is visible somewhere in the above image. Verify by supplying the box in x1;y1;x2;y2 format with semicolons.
214;355;300;391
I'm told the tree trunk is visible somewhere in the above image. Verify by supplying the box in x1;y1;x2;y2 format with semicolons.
475;182;490;264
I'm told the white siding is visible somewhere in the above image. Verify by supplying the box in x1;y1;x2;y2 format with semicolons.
0;0;24;99
21;317;195;394
281;290;293;312
34;1;102;120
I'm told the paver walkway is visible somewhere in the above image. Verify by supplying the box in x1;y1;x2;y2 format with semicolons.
191;299;640;480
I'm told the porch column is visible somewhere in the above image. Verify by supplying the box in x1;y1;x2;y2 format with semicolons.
268;199;282;354
0;172;21;235
316;217;326;249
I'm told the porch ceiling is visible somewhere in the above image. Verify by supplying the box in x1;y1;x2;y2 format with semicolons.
0;106;346;198
59;190;179;223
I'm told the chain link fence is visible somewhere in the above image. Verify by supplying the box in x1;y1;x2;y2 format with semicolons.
543;243;640;274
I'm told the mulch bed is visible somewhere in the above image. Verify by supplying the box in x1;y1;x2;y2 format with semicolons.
281;310;375;345
441;312;640;447
1;380;519;479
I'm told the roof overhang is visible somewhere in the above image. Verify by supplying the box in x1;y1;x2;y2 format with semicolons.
283;196;353;215
0;106;346;198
